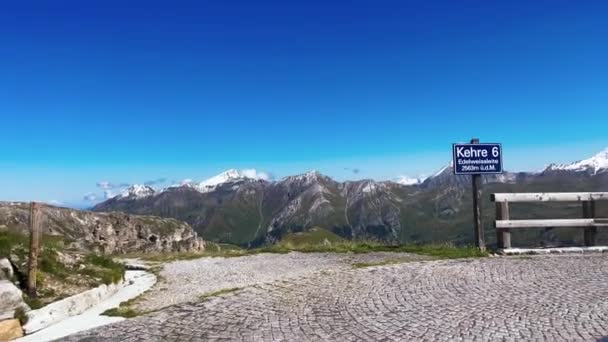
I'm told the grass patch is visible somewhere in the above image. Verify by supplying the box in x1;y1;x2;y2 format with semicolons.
102;307;140;318
79;255;125;285
279;227;345;247
0;230;29;257
101;294;146;318
257;240;488;259
126;243;249;262
126;239;487;263
39;249;69;280
386;244;489;259
22;295;44;310
199;287;241;300
352;259;408;269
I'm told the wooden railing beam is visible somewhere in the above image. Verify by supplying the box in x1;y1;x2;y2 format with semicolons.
495;218;608;229
491;192;608;203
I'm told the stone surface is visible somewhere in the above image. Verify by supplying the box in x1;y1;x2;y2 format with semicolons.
0;281;28;321
64;254;608;341
0;319;23;341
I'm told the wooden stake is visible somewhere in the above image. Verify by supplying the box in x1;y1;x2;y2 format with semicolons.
27;202;41;298
583;200;596;246
495;201;510;249
470;138;486;251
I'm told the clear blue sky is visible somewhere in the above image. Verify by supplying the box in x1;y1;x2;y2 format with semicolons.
1;0;607;207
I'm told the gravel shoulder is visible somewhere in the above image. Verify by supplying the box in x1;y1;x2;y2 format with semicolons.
133;251;432;312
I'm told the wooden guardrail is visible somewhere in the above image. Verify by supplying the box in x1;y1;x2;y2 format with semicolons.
490;192;608;249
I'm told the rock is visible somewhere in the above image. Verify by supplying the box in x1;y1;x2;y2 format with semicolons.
124;263;148;271
0;319;23;341
0;259;13;281
0;202;205;255
0;281;29;321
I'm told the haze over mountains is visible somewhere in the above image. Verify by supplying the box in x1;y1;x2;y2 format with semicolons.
92;148;608;247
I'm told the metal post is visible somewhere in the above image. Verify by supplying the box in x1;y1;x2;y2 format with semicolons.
583;201;596;246
495;201;510;249
470;138;485;251
27;202;41;297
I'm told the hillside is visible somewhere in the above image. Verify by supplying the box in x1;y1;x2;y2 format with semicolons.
0;202;204;254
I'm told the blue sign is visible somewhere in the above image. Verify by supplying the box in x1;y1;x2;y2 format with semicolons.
452;143;503;175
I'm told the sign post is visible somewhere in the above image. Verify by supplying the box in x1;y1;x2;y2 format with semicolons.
452;139;503;251
28;202;41;297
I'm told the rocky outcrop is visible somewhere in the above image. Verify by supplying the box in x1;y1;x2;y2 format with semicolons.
0;202;204;254
0;280;29;321
0;258;29;324
0;258;13;281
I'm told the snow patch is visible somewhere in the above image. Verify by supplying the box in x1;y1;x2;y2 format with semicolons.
545;147;608;175
362;182;377;193
195;169;270;193
395;175;425;185
117;185;155;199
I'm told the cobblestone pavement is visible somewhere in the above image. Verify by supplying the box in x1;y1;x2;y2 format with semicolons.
133;252;431;312
63;254;608;341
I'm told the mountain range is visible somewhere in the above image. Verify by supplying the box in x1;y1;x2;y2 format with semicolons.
93;148;608;248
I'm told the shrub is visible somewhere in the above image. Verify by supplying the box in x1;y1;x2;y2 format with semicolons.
79;254;125;285
14;306;29;325
39;249;68;279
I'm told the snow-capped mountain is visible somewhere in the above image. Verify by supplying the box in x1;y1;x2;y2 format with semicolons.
280;170;329;187
117;184;156;199
421;160;517;189
395;175;425;186
194;169;270;193
543;148;608;175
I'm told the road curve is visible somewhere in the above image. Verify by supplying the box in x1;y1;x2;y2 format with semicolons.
62;254;608;341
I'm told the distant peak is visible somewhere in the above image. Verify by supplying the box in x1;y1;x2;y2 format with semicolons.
281;170;328;184
430;161;454;178
395;175;425;185
195;169;270;193
544;147;608;174
118;184;155;199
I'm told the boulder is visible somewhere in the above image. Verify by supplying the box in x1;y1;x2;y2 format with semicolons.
0;281;29;321
0;319;23;341
0;259;12;281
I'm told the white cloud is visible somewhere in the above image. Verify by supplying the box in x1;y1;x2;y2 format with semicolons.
96;181;112;190
240;169;272;181
83;193;97;202
96;181;130;190
103;190;116;199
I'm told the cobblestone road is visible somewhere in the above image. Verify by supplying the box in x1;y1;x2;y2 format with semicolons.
64;254;608;341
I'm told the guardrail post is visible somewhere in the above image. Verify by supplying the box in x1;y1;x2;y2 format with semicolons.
583;200;596;246
495;201;511;249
